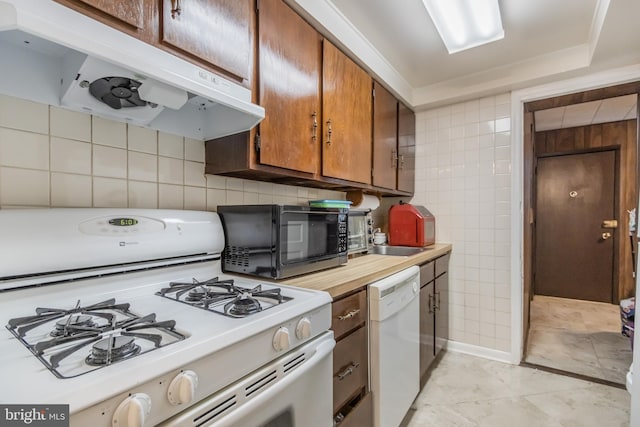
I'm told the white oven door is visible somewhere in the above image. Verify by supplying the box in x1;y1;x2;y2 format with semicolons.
160;331;334;427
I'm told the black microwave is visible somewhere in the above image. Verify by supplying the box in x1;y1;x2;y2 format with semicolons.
217;205;348;279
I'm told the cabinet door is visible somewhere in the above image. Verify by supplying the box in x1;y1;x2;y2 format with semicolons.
161;0;250;80
419;281;435;383
257;0;321;174
55;0;155;41
372;81;398;189
435;272;449;355
322;40;372;184
398;103;416;193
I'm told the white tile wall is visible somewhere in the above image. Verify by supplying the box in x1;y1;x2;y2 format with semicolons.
0;94;345;210
412;93;512;353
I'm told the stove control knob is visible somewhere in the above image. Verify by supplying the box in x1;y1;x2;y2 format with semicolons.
112;393;151;427
168;370;199;405
272;327;290;352
295;317;312;340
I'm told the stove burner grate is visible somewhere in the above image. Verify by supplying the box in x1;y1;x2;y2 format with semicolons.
157;277;291;318
5;299;186;379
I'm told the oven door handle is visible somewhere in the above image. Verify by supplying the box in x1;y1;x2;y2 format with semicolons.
211;335;335;427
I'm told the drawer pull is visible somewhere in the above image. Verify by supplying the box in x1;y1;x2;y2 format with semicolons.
428;294;434;314
338;309;360;321
337;362;360;381
171;0;182;18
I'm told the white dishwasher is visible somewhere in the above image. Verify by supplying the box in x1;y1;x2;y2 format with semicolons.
369;265;420;427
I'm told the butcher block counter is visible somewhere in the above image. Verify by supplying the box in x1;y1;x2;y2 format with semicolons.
283;243;452;299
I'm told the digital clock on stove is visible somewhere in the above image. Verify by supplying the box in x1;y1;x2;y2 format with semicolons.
108;218;139;227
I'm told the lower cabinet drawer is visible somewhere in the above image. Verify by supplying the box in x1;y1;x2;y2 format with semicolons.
333;326;368;411
337;392;372;427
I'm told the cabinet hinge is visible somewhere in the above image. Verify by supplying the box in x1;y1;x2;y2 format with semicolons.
255;133;261;152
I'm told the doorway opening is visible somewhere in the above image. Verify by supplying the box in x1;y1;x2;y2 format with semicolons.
522;83;639;385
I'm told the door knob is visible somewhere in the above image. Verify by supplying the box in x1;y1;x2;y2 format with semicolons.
601;232;612;240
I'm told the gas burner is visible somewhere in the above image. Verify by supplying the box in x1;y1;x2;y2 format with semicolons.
224;295;262;316
86;336;141;366
5;300;186;378
157;277;292;318
51;315;98;337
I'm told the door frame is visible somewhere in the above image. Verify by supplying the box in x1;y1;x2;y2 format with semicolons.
533;148;620;303
510;64;640;365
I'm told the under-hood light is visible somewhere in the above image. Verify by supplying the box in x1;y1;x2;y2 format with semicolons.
422;0;504;54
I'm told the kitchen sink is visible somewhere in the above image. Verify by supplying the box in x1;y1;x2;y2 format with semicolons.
368;245;430;256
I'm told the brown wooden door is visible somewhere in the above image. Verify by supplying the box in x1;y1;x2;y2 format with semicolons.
398;103;416;194
160;0;251;81
256;0;321;174
372;81;397;189
419;281;435;382
322;40;372;184
534;150;617;302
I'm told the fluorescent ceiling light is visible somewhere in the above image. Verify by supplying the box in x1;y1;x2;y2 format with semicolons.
422;0;504;54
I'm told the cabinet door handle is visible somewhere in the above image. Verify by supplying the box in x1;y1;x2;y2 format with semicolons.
171;0;182;18
312;112;318;142
337;362;360;381
338;308;360;321
326;119;332;144
399;154;405;169
391;150;398;168
434;291;440;311
428;294;434;314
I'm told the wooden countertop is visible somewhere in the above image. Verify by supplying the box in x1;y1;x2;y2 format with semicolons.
282;243;452;299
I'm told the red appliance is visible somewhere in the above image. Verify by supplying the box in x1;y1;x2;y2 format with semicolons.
388;202;436;247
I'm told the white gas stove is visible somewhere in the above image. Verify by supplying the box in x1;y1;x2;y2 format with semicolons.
0;209;334;427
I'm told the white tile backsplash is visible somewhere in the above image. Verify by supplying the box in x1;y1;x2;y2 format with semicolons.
128;125;158;154
50;137;91;175
158;156;184;185
158;132;184;159
93;177;127;207
50;106;91;142
0;167;49;206
93;145;127;178
0;128;49;170
0;95;48;134
128;151;157;182
184;138;205;162
51;173;92;207
158;183;184;209
413;92;512;353
128;181;158;209
92;116;127;148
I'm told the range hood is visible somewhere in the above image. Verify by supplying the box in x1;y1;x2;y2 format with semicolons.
0;0;264;140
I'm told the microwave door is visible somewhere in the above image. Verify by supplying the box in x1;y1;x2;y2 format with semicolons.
284;220;309;262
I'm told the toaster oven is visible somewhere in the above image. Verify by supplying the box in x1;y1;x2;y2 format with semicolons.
348;209;373;254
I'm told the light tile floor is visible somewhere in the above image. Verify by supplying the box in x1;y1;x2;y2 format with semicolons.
525;295;633;384
403;351;631;427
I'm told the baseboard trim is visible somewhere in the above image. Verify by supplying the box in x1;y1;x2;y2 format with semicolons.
445;340;513;364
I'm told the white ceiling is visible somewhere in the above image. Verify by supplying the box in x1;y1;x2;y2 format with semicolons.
289;0;640;109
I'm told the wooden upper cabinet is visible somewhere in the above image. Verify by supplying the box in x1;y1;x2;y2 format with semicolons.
256;0;322;174
322;40;372;184
160;0;251;81
54;0;156;41
372;81;398;190
398;103;416;193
